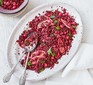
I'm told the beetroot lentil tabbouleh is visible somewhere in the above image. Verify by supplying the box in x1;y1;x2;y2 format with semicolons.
16;8;78;73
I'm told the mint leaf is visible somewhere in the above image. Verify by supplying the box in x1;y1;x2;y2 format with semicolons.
47;47;52;55
55;26;61;30
54;20;58;24
27;61;32;66
47;47;55;56
39;68;45;73
72;25;76;29
24;40;30;46
50;15;55;19
0;0;3;6
51;52;55;56
50;34;55;37
39;60;45;64
68;32;73;39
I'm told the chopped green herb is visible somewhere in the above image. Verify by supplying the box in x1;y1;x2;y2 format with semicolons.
39;60;45;64
24;40;30;46
39;68;45;73
68;32;72;36
27;61;32;66
43;43;46;46
54;20;58;24
50;34;55;37
72;25;76;29
50;15;55;19
55;26;61;30
47;47;52;55
0;0;3;6
51;52;55;56
68;32;73;39
47;47;55;56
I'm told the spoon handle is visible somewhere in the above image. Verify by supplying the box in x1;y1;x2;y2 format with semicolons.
19;52;30;85
88;69;93;77
3;52;25;83
19;69;26;85
3;67;14;83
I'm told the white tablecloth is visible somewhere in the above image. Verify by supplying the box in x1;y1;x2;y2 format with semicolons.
0;0;93;85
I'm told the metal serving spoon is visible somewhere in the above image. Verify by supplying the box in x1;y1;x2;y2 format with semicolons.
3;38;37;83
3;51;26;83
19;40;37;85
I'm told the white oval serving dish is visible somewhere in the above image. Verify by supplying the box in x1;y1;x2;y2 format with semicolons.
7;2;83;82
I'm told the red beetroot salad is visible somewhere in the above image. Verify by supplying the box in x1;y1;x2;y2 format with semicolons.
16;8;78;73
0;0;24;10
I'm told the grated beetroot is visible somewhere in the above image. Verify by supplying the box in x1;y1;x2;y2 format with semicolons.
17;8;78;73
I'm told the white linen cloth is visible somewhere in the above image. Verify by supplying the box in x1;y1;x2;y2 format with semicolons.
62;43;93;76
46;43;93;85
0;0;93;85
46;70;93;85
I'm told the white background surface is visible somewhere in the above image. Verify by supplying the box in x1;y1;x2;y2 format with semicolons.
0;0;93;85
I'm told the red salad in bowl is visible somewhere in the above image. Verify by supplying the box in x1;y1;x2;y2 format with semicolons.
0;0;24;10
0;0;28;14
16;8;78;73
1;0;24;10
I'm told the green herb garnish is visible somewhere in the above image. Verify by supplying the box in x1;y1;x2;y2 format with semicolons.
54;20;58;24
72;25;76;29
50;34;55;37
43;43;46;46
47;47;55;56
24;40;30;46
27;61;32;66
39;68;45;73
0;0;3;6
50;15;55;19
68;32;73;39
39;60;45;64
55;26;61;30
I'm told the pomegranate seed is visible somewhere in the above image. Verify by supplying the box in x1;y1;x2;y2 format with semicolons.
6;2;10;6
66;36;69;39
58;13;62;17
51;57;54;60
60;25;64;28
1;0;24;10
13;2;17;6
12;5;17;9
44;63;47;67
3;1;6;5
